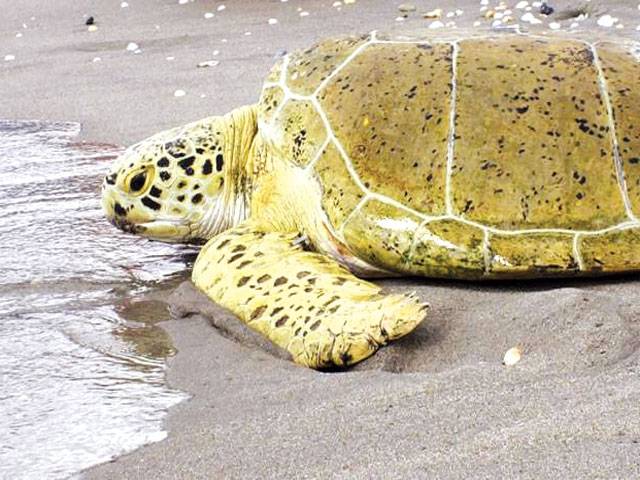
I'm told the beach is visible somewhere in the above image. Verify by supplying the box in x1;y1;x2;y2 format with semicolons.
2;0;639;478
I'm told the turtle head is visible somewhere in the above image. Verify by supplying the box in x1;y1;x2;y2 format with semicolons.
102;108;257;243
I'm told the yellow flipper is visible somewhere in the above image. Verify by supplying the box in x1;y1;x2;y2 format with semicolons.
192;225;427;369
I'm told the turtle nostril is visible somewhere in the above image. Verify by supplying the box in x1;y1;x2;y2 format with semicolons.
114;202;127;217
105;173;117;186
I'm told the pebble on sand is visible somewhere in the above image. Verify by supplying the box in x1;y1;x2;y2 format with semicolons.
4;54;16;61
423;8;442;19
268;18;278;25
398;4;416;13
597;14;618;27
217;4;226;11
120;2;129;7
197;60;219;68
87;25;98;32
126;42;140;53
428;20;444;29
515;1;528;8
503;346;523;366
549;21;560;29
204;12;214;19
521;12;542;24
174;89;186;97
299;11;310;17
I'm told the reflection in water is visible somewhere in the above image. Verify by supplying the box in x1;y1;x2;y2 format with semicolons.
0;121;193;479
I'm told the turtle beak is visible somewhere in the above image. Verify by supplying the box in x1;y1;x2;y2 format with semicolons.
136;220;193;243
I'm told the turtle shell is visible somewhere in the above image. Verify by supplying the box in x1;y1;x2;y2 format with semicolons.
257;33;640;278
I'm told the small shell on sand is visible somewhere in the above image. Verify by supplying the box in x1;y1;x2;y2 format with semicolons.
268;18;278;25
174;89;186;97
503;346;523;366
428;20;445;29
4;54;16;61
87;25;98;32
204;12;214;19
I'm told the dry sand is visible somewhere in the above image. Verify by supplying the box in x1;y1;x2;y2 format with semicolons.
2;0;640;478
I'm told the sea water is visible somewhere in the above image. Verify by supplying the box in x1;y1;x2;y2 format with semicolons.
0;120;192;479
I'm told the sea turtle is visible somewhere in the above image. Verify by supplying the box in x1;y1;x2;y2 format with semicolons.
102;32;640;369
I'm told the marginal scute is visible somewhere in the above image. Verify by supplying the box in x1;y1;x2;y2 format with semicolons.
314;141;365;229
453;37;627;230
318;42;451;216
285;35;370;96
264;56;284;84
580;227;640;272
488;232;578;276
268;99;326;167
342;200;421;272
407;219;485;278
257;85;286;126
597;42;640;216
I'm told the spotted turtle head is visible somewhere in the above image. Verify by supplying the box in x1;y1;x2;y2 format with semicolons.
102;117;232;243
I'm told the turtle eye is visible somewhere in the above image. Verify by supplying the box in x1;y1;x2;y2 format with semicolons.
129;171;147;192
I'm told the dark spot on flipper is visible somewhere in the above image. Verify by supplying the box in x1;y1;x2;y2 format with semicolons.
271;307;284;316
257;274;271;283
228;253;244;263
114;202;126;217
192;193;203;204
274;277;288;286
232;245;247;252
275;316;289;327
238;260;252;268
296;271;311;279
141;196;161;211
202;159;213;175
159;171;171;182
340;352;352;365
310;320;321;331
105;173;117;185
157;157;170;168
250;305;267;321
237;276;251;287
216;154;224;171
177;195;185;202
185;167;194;176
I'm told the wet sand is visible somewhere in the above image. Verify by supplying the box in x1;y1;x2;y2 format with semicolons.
3;0;640;478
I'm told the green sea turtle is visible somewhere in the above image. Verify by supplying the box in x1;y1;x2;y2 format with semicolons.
102;32;640;369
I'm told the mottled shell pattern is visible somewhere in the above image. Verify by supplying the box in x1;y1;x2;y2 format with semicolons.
257;32;640;278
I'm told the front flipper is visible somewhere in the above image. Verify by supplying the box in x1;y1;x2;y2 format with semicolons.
192;225;427;369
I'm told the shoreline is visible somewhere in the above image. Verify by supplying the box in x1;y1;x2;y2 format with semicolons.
2;1;639;478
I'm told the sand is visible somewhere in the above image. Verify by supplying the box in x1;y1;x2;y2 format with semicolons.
2;0;640;478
